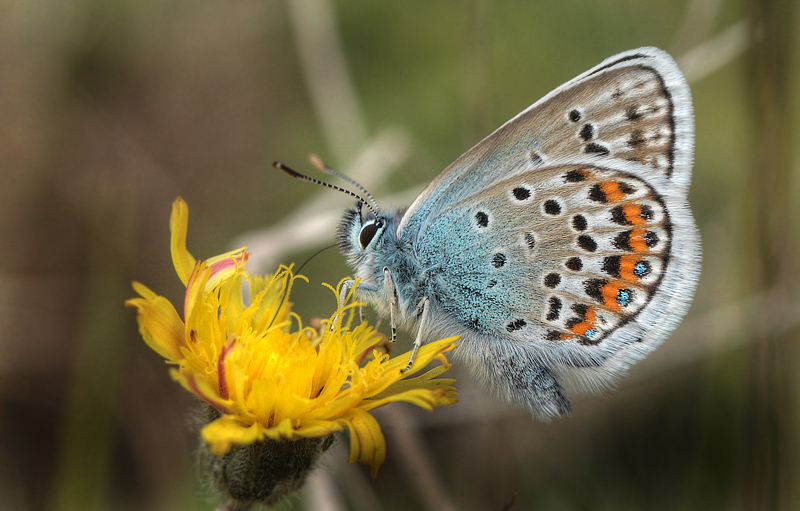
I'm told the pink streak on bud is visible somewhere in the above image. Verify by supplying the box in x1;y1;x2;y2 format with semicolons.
184;372;232;415
208;252;249;282
209;258;235;279
218;336;236;400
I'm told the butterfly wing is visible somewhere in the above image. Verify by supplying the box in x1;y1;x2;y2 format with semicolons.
414;159;699;417
397;47;694;239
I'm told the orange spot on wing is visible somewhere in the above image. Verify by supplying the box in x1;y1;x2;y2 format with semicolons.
601;281;625;310
601;181;627;202
570;322;590;336
619;255;640;281
623;204;647;225
629;228;648;252
569;308;598;336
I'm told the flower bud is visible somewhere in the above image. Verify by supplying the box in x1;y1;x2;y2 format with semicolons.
199;406;334;507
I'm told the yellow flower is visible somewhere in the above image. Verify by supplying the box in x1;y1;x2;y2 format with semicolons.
126;198;458;478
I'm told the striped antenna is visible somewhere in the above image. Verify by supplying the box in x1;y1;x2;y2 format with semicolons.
308;154;380;211
273;161;381;220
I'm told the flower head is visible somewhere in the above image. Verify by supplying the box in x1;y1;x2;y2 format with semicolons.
126;198;458;482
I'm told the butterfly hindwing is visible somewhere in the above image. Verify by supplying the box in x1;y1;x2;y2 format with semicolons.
413;159;698;407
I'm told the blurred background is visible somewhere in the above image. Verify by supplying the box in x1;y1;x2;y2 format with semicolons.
2;0;799;509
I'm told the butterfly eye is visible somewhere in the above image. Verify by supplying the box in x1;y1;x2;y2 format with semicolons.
359;221;380;248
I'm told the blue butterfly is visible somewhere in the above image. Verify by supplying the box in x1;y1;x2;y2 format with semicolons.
283;48;700;419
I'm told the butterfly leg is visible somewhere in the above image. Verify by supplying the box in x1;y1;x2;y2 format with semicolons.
338;278;366;322
382;267;397;343
338;279;353;308
331;279;356;331
401;296;430;373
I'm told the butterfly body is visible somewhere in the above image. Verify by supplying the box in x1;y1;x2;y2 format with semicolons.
336;48;700;419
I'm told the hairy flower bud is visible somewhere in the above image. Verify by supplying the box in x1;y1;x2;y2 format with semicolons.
200;406;334;507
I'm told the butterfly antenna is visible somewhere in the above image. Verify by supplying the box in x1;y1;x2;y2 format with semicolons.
308;154;380;211
266;243;339;330
273;161;381;220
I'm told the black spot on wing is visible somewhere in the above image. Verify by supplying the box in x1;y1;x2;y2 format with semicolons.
565;257;583;271
506;319;527;332
546;296;562;321
585;143;610;156
572;214;588;231
564;169;587;183
513;187;531;200
584;278;607;302
492;253;506;268
588;184;607;203
579;124;594;141
525;232;536;250
545;330;563;341
578;235;597;252
544;273;561;288
602;255;621;278
613;231;633;251
543;200;562;215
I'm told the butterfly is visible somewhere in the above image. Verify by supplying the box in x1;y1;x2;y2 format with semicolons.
282;47;700;419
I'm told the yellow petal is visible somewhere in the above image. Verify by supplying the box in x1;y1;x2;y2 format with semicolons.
374;364;456;398
341;408;386;479
170;198;196;286
311;329;345;395
182;263;210;326
202;415;262;456
302;395;363;422
383;337;458;376
172;369;235;415
359;337;458;399
225;275;247;335
269;417;300;438
126;282;185;361
294;420;345;438
246;378;279;425
360;387;458;412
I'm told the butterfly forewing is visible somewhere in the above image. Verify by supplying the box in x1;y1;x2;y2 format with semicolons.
398;48;693;240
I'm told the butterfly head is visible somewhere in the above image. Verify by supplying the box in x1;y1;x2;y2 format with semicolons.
337;202;405;283
338;202;386;255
